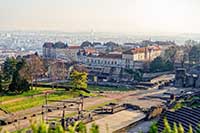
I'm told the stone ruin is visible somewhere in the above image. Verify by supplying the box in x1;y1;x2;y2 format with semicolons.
175;66;200;88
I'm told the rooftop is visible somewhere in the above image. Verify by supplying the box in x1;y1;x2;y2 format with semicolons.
68;46;80;49
123;46;161;54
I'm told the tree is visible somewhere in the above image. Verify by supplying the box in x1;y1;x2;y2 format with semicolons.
125;69;143;82
70;70;88;91
49;61;67;88
8;58;30;93
163;117;171;133
19;54;45;89
172;122;178;133
163;46;178;64
0;73;3;93
150;57;164;72
150;57;173;72
178;123;184;133
76;122;87;133
3;57;17;81
196;125;200;133
49;61;67;81
189;45;200;64
90;123;99;133
188;125;193;133
73;64;88;73
149;122;158;133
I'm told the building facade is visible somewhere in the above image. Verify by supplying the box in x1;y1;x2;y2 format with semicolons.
43;42;80;62
122;46;161;62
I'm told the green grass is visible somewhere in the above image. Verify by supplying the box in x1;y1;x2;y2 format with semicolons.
0;90;94;113
0;90;41;102
0;91;75;112
0;87;66;102
88;85;133;91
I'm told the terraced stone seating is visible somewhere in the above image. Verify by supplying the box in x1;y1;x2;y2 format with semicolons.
157;107;200;133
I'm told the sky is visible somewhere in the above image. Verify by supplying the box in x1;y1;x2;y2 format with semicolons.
0;0;200;34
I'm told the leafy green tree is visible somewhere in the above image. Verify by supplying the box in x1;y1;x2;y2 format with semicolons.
150;57;164;72
76;122;87;133
189;45;200;64
125;69;143;82
8;58;30;93
150;57;173;72
149;122;158;133
70;70;88;91
90;123;99;133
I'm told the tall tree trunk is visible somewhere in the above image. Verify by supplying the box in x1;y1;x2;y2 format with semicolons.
31;79;33;90
35;78;38;90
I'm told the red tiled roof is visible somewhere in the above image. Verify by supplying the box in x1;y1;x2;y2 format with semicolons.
123;46;161;54
132;47;146;53
84;48;96;54
68;46;80;49
148;45;161;50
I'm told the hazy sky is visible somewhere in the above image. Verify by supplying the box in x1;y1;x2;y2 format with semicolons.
0;0;200;34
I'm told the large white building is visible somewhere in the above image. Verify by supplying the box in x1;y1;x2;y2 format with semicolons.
77;50;134;78
77;46;162;77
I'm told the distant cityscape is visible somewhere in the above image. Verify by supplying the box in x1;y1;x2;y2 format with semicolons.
1;31;200;64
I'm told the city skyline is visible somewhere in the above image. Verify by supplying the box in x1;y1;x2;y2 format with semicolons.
1;0;200;34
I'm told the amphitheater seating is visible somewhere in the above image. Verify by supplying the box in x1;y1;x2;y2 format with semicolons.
157;107;200;133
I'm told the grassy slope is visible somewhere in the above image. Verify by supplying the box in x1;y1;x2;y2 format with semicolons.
0;87;53;102
0;91;74;112
0;87;93;112
0;84;130;113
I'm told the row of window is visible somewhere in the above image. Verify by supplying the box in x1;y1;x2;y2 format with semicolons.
87;59;118;65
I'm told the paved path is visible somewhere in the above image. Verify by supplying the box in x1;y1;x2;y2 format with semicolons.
86;110;145;133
